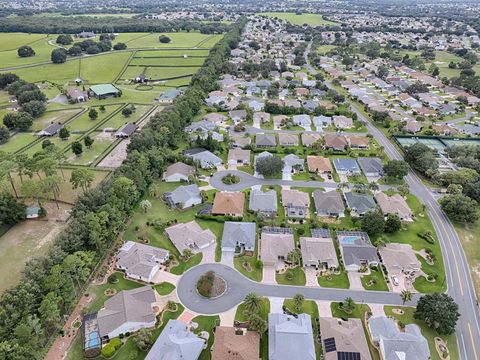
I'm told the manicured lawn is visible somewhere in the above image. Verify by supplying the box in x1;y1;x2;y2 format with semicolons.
129;56;206;67
31;108;83;131
24;133;83;155
360;267;388;291
235;297;270;322
373;194;446;293
234;254;263;282
454;220;480;298
118;32;222;49
66;105;121;132
0;132;37;153
144;66;200;80
154;282;175;295
318;271;350;288
384;306;459;360
276;266;306;286
258;12;338;26
101;105;152;130
237;165;254;175
0;33;56;69
170;253;202;275
133;49;211;57
284;299;321;359
192;315;220;360
67;137;116;166
291;171;324;181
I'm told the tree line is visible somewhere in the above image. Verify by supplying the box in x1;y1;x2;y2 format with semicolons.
0;18;246;359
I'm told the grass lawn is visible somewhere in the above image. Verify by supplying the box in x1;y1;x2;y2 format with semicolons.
258;12;337;26
144;66;200;80
384;306;459;360
330;302;380;360
65;105;121;132
372;194;447;293
360;267;388;291
31;108;83;131
101;105;152;130
292;171;324;181
117;32;222;49
237;166;254;175
192;315;220;360
129;56;206;67
318;271;350;288
134;49;211;58
67;137;116;166
454;220;480;298
276;266;306;286
235;297;270;322
153;282;175;295
234;253;263;282
283;299;321;359
0;132;37;153
0;34;57;69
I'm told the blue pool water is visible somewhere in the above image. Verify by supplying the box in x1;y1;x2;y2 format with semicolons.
88;331;100;348
340;236;357;244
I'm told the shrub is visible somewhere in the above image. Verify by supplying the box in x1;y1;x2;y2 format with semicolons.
110;338;122;350
101;343;116;358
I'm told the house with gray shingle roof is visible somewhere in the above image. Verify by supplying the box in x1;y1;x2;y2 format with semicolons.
313;190;345;217
185;148;222;169
145;319;205;360
249;189;277;216
343;191;377;217
337;231;379;272
163;162;195;182
269;313;315;360
358;157;383;177
164;184;202;209
255;133;277;148
333;158;361;175
221;222;256;254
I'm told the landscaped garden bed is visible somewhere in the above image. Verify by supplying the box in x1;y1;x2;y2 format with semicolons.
196;271;226;298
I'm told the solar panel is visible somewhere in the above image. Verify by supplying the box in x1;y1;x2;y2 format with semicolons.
323;337;337;353
337;352;361;360
311;228;331;238
262;226;293;234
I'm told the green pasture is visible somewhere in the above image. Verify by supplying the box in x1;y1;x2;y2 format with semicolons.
258;12;338;26
0;132;36;153
101;105;152;130
65;104;121;132
116;32;221;49
31;109;83;131
129;56;206;67
144;66;200;80
67;136;116;166
134;49;211;57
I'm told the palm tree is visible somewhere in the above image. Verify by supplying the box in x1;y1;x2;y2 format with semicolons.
293;293;305;312
248;313;267;335
368;181;379;194
244;293;262;315
140;199;152;213
342;297;356;314
400;290;412;305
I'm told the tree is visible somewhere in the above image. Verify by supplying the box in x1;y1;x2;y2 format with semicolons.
377;65;389;80
83;135;94;149
293;293;304;311
286;248;301;266
71;141;83;156
361;210;385;236
341;297;355;313
21;100;46;118
400;289;412;305
439;194;479;223
88;108;98;120
51;48;68;64
0;73;19;89
244;293;262;314
70;168;94;193
140;199;151;213
56;34;73;45
122;107;133;117
0;126;9;144
59;127;70;140
404;143;438;176
99;105;106;112
414;293;459;335
248;313;267;334
0;192;26;225
384;160;408;179
113;43;127;50
385;214;401;233
68;46;83;56
3;112;33;131
255;156;284;177
17;46;35;58
159;35;171;43
133;328;153;351
38;292;61;332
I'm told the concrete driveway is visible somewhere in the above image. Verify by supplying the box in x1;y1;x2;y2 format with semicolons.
221;251;234;267
347;272;364;290
263;265;277;284
201;245;216;264
269;297;285;313
305;268;320;287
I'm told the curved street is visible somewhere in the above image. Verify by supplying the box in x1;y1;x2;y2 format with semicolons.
304;42;480;360
176;263;419;315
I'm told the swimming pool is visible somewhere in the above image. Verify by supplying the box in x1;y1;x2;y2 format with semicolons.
88;331;100;349
340;236;358;245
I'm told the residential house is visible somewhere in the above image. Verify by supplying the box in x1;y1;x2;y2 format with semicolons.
347;135;370;149
203;113;228;125
292;114;312;129
368;316;430;360
185;148;222;169
255;133;277;148
228;148;251;166
268;313;315;360
333;158;361;176
307;156;332;175
221;221;256;254
375;192;413;221
358;158;383;177
97;286;157;340
403;121;423;134
163;162;195;182
278;133;299;146
116;241;169;283
379;243;421;276
253;111;270;124
164;184;202;209
283;154;304;173
300;230;338;269
260;229;295;267
325;134;347;151
37;123;63;137
301;133;321;147
212;191;245;217
229;109;248;123
231;133;252;148
333;115;353;129
319;318;372;360
185;120;216;133
337;231;379;271
249;188;278;216
211;327;260;360
248;100;264;112
281;189;310;218
165;221;216;254
313;190;345;217
313;116;332;129
115;123;138;138
157;89;183;104
145;319;205;360
344;192;377;217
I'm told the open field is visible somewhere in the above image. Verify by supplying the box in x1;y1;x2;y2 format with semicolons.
134;49;211;58
258;12;338;26
100;105;152;129
31;108;84;131
0;202;71;294
0;33;57;68
129;56;206;66
115;32;222;49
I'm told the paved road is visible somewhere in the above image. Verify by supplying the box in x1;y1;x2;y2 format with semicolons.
209;169;393;192
305;43;480;360
176;263;420;314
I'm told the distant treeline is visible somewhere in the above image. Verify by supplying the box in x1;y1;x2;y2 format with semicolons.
0;17;230;34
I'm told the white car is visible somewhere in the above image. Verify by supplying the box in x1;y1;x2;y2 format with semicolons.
391;275;399;286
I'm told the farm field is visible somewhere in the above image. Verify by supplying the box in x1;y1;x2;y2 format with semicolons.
100;104;152;129
0;33;57;69
67;135;117;166
115;32;222;49
257;12;338;26
31;108;84;131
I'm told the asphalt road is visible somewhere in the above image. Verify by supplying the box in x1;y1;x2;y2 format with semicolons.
304;43;480;360
177;263;420;314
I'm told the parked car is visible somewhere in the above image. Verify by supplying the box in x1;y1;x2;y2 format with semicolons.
391;275;399;286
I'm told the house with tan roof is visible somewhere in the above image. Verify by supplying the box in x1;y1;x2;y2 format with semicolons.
313;190;345;217
325;134;347;151
212;191;245;217
281;189;310;218
260;230;295;267
307;156;332;174
300;230;338;269
379;243;421;276
228;148;251;165
333;115;353;129
319;317;371;360
165;220;216;254
204;112;228;125
253;111;270;124
375;192;413;221
162;162;195;182
347;135;370;149
278;133;299;146
301;133;321;147
211;327;260;360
